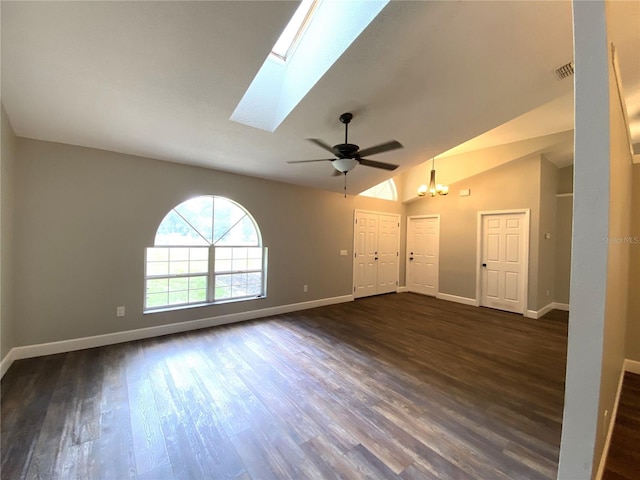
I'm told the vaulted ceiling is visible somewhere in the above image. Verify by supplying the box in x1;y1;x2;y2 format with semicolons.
2;1;638;196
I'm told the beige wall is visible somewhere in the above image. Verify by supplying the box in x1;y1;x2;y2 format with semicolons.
405;154;548;311
12;138;403;348
595;39;634;473
594;10;633;472
626;164;640;361
537;156;558;309
1;105;17;362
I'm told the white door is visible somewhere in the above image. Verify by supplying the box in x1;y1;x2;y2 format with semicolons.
353;211;400;298
480;213;527;314
377;215;399;294
407;216;439;296
354;212;378;298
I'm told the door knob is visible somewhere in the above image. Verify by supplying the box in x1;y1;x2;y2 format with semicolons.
482;263;487;267
409;257;414;261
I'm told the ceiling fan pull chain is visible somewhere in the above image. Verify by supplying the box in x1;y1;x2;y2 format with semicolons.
344;172;347;198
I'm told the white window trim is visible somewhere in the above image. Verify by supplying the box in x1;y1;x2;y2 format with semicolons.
144;196;266;313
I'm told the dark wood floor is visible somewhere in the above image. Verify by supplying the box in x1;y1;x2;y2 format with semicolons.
1;293;569;479
603;372;640;480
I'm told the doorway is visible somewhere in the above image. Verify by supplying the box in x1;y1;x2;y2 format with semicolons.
406;215;439;296
477;210;529;314
353;210;400;298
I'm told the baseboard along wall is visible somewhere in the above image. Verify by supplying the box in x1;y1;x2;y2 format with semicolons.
0;294;353;378
526;302;570;319
435;292;478;306
595;359;640;480
0;293;579;378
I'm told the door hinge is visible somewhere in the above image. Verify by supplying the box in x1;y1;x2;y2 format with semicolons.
354;286;356;293
396;281;398;286
396;252;399;256
355;218;358;224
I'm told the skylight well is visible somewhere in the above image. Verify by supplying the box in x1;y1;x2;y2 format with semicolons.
271;0;317;61
231;0;390;132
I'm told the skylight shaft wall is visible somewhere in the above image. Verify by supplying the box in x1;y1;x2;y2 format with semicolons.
231;0;390;132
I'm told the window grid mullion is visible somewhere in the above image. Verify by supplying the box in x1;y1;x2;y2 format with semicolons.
208;245;216;303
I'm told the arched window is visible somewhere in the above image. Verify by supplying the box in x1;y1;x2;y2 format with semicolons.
359;179;398;201
145;196;266;311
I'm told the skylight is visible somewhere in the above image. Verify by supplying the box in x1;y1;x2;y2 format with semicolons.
271;0;317;61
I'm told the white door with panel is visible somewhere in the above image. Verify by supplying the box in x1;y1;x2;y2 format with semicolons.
353;211;399;298
480;212;528;314
406;216;439;296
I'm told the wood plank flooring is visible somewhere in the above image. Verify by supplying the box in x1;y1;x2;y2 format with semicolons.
1;293;568;479
603;372;640;480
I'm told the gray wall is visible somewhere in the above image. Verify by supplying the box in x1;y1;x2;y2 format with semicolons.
405;154;549;311
555;196;573;305
557;164;574;195
628;163;640;362
12;138;403;348
555;165;573;305
1;105;17;361
537;156;558;309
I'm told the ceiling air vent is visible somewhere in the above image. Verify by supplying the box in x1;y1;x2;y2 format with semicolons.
555;61;574;80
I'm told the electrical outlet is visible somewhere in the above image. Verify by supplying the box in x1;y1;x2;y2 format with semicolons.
116;306;125;317
303;284;308;292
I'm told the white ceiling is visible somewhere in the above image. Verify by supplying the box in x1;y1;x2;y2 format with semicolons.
2;1;638;195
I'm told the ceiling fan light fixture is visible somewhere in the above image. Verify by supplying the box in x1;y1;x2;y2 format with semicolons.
332;157;359;173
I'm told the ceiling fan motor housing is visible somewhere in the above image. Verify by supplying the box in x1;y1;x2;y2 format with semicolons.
334;143;360;158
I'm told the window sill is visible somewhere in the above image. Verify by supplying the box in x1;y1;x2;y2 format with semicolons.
143;295;266;315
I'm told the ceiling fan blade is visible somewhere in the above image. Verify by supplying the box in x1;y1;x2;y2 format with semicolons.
287;159;334;164
357;140;403;158
358;158;399;171
307;138;337;154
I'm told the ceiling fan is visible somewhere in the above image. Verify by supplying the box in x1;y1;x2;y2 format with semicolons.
287;112;403;177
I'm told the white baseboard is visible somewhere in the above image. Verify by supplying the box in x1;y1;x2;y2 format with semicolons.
397;286;408;293
526;303;553;319
595;365;626;480
525;302;569;319
624;358;640;374
436;292;477;307
0;294;353;378
552;302;570;311
0;348;17;378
